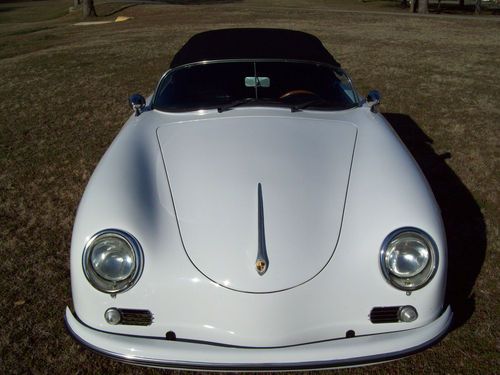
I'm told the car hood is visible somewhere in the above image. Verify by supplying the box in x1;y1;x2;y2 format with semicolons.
157;116;357;293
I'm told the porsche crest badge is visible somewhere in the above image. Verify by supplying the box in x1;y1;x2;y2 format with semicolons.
256;258;267;274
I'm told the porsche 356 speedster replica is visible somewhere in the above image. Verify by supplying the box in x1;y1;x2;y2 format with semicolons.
65;28;452;370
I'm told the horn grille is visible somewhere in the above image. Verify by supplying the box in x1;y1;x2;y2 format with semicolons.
118;309;154;326
369;306;400;323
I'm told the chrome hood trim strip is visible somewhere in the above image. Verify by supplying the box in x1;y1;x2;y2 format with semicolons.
256;183;269;275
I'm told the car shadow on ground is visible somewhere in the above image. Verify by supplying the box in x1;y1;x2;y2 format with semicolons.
383;113;486;330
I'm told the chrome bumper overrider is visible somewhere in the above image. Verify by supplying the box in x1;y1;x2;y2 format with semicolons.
65;306;452;371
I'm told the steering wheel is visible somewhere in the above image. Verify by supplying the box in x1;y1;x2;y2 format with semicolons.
279;89;319;100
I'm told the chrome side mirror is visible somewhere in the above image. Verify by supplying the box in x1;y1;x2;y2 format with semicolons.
366;90;381;113
129;93;146;116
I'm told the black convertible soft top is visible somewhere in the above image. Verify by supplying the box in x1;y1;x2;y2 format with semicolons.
169;28;340;69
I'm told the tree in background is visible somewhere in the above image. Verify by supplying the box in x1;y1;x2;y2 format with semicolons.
475;0;482;14
410;0;416;12
409;0;429;13
83;0;97;17
418;0;429;13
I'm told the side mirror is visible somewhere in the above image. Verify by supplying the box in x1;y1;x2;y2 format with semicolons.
129;93;146;116
366;90;381;113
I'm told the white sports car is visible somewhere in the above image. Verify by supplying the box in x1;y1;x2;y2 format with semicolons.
65;28;452;370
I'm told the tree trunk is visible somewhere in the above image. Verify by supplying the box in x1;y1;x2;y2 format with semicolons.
83;0;97;18
410;0;417;12
475;0;482;14
418;0;429;13
73;0;80;7
459;0;465;8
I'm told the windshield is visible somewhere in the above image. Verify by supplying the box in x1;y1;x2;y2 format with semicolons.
153;61;359;112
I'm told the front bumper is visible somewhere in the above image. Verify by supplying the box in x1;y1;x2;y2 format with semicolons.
65;306;452;371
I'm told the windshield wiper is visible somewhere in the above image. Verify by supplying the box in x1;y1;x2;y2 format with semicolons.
290;98;329;113
217;98;256;113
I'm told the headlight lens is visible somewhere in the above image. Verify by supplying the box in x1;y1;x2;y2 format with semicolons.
380;228;438;290
83;230;143;293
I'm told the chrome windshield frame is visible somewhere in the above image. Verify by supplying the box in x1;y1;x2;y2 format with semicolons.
151;59;361;112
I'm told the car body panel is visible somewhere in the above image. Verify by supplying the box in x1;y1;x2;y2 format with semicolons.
65;305;452;370
70;106;447;348
157;116;357;292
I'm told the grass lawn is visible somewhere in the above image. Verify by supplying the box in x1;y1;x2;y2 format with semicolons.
0;0;498;373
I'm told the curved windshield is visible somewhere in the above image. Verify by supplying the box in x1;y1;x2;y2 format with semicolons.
153;61;359;112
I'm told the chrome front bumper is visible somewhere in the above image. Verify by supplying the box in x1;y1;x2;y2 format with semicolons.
65;306;452;371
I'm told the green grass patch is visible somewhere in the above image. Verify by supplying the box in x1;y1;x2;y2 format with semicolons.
7;25;55;35
0;0;69;23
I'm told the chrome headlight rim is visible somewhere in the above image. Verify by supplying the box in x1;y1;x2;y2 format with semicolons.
380;227;439;291
82;229;144;294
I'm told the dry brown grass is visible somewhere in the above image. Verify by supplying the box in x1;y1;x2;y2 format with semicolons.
0;1;498;374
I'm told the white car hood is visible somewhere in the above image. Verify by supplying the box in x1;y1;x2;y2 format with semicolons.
157;116;357;293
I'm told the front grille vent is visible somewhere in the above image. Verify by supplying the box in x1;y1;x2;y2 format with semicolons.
370;306;400;323
119;309;154;326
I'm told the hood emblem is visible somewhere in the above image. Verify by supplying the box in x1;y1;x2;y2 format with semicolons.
256;258;267;274
256;183;269;275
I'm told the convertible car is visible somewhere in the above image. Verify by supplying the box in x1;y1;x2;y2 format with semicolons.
65;28;452;370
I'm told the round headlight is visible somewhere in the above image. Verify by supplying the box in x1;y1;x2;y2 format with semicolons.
83;229;143;294
380;228;438;291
